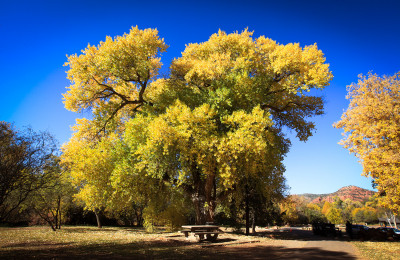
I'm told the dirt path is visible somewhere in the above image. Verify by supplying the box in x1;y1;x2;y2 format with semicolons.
304;240;359;256
302;239;361;259
271;228;362;259
206;228;363;260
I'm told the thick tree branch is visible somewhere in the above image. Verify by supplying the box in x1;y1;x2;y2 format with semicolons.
90;75;153;132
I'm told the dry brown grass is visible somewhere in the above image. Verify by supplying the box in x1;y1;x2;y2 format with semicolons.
0;226;273;259
352;241;400;260
4;226;387;259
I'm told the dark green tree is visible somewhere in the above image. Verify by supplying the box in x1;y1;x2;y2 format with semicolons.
0;122;58;223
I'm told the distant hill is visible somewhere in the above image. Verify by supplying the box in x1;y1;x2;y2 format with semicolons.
297;185;376;204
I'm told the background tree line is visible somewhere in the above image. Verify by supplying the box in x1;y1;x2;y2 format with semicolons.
279;195;389;226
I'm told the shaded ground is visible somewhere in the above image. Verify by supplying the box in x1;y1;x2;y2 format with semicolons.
0;226;364;259
210;227;362;260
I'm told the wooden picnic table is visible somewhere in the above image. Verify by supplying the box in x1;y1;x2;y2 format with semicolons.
181;225;223;241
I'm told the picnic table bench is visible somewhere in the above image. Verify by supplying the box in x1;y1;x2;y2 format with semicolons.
181;225;223;241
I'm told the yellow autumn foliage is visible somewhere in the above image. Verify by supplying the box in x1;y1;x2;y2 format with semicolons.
63;26;168;133
61;27;332;224
335;72;400;214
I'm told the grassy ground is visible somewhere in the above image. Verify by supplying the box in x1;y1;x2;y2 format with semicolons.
0;226;269;259
352;241;400;260
2;225;398;259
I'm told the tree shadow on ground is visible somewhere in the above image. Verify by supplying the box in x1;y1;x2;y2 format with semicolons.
61;226;167;234
256;228;400;243
253;229;346;242
0;238;359;260
61;227;124;233
212;244;358;260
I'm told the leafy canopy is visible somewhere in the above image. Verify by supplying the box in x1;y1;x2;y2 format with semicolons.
62;27;332;224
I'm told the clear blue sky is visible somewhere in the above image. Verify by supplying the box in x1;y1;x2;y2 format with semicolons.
1;0;399;194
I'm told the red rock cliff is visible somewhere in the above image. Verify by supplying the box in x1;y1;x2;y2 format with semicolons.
311;185;375;204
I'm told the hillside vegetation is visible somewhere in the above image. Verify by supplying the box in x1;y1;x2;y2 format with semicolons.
281;186;383;225
297;186;375;203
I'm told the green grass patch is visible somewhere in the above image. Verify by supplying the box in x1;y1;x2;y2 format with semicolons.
352;241;400;260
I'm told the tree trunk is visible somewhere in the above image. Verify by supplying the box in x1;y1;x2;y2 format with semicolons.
205;172;216;223
245;193;249;236
185;160;219;225
190;162;207;224
135;207;144;227
252;211;256;234
48;220;56;231
57;196;62;229
192;193;206;224
94;208;102;228
35;208;56;231
55;196;61;229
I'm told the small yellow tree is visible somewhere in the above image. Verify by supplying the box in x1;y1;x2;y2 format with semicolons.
279;197;299;225
321;201;332;215
326;208;343;224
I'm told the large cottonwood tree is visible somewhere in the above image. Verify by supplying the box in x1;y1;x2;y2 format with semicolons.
335;72;400;215
62;27;332;225
142;30;332;223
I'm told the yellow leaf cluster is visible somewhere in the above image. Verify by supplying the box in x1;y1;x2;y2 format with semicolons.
171;29;332;101
63;26;168;127
133;101;218;182
217;107;277;188
61;119;119;210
